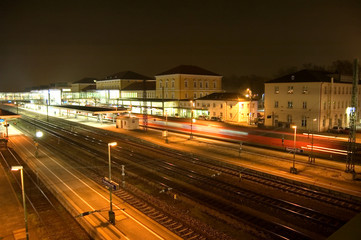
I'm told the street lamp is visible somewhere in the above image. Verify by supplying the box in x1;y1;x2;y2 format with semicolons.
190;101;195;139
164;111;168;143
108;142;117;225
290;125;298;174
34;131;43;158
308;118;317;164
11;166;29;240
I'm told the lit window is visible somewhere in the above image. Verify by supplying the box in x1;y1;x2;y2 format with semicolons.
288;101;293;108
287;86;293;94
275;86;279;94
185;81;188;88
275;101;278;108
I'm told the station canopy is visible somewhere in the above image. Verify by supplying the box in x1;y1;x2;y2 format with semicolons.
52;105;129;115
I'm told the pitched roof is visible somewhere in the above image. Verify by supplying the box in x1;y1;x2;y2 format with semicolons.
73;77;97;84
266;69;333;83
122;81;156;91
197;92;248;101
102;71;153;80
156;65;221;76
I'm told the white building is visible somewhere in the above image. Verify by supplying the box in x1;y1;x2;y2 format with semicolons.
264;70;361;132
195;93;258;124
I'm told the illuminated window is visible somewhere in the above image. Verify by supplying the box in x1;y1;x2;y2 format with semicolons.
275;86;279;94
185;81;188;88
302;86;308;94
287;101;293;108
287;86;293;94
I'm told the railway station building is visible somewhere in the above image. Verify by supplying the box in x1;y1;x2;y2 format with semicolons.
0;65;259;125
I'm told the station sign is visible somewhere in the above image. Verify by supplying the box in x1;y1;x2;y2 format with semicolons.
102;177;119;191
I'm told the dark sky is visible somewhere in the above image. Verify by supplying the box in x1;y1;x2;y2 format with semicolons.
1;0;361;91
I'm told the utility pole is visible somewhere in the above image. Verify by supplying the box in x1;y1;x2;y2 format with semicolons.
346;58;358;175
143;80;148;131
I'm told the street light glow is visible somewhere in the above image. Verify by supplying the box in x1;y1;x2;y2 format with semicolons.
11;166;23;171
108;142;117;147
36;131;43;138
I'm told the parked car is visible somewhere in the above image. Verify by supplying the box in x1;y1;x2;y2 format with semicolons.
328;126;344;134
197;115;209;120
210;116;222;121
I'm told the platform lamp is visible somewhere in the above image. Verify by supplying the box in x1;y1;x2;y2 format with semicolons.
11;166;29;240
290;125;298;174
108;142;117;224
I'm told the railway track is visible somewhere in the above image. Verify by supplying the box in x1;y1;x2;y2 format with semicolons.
11;114;357;239
0;148;91;240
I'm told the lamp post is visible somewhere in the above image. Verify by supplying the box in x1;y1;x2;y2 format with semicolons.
308;118;317;164
34;131;43;158
290;125;298;174
108;142;117;225
165;111;168;143
190;101;194;139
11;166;29;240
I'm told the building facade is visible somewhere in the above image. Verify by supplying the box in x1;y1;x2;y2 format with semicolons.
155;65;223;100
264;70;361;132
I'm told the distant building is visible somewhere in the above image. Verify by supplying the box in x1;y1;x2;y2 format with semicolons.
155;65;223;100
96;71;154;90
195;92;258;124
71;77;97;92
264;70;361;132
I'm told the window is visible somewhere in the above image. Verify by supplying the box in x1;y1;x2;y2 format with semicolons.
193;81;197;88
229;104;233;109
322;117;326;127
199;81;203;88
275;101;279;108
220;104;223;109
185;81;188;88
230;113;232;118
185;93;188;98
275;86;279;94
193;93;197;99
205;81;209;88
171;81;175;88
302;101;307;109
165;81;168;88
287;114;292;123
302;86;308;94
287;101;293;108
213;81;216;88
171;92;174;99
200;93;203;98
302;116;307;127
287;86;293;94
159;80;163;88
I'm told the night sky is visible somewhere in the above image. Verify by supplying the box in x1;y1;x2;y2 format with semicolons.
1;0;361;92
